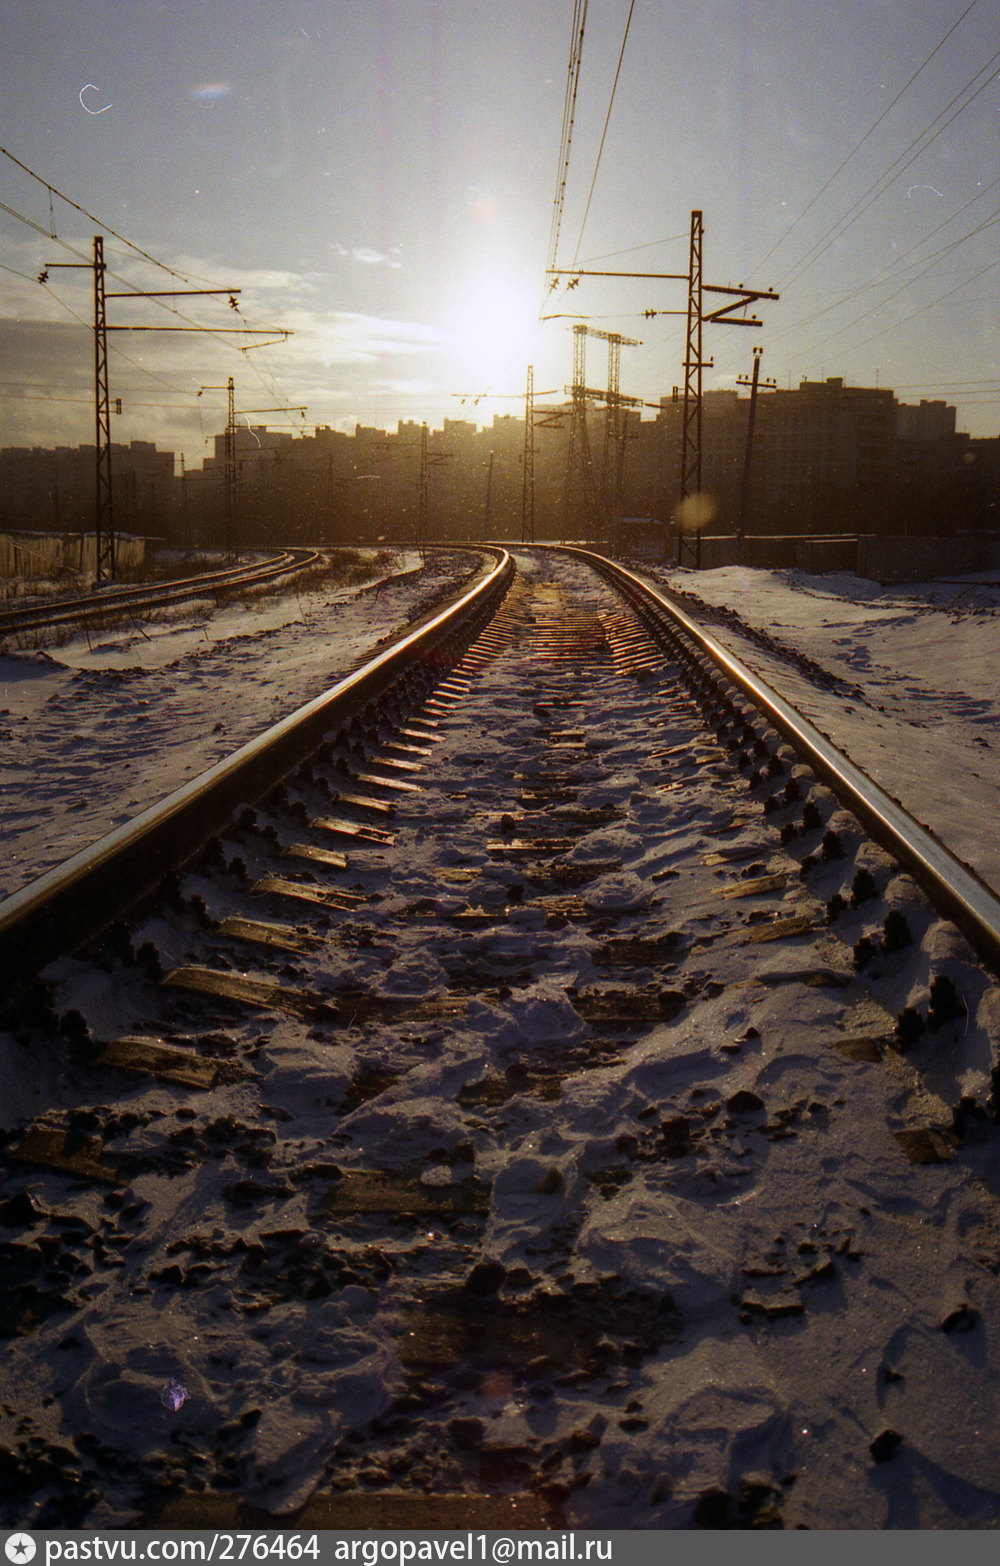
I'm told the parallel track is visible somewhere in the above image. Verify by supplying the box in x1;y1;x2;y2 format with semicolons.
0;548;512;993
0;548;322;642
2;546;1000;1530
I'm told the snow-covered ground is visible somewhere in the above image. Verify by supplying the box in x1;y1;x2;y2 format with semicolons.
0;550;479;900
5;550;1000;1530
653;563;1000;898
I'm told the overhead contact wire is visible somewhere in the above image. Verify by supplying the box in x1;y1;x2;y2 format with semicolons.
752;0;981;278
570;0;636;267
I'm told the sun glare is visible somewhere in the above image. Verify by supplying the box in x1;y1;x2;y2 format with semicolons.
450;276;536;392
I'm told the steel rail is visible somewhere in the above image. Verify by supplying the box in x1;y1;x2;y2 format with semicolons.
566;545;1000;978
0;549;300;623
0;549;320;637
0;547;513;1000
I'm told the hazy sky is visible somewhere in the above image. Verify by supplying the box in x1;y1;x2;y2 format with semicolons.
1;0;999;463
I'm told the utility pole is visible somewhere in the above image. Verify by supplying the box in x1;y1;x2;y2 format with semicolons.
678;210;781;568
483;450;494;534
547;212;779;568
415;424;452;554
377;439;391;543
193;393;303;558
39;242;284;581
180;453;190;552
563;324;597;541
521;364;535;544
362;428;426;547
529;393;572;542
596;328;640;551
735;346;777;563
41;237;115;580
92;236;114;581
680;211;705;568
224;377;236;559
199;379;238;559
563;324;640;545
417;423;428;557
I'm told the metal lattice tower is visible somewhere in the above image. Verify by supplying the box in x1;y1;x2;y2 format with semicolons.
92;236;115;582
545;208;779;563
563;324;640;544
223;376;236;560
680;210;704;515
563;325;597;540
417;422;429;555
521;364;535;543
414;426;451;550
198;378;240;558
42;240;269;576
595;328;639;548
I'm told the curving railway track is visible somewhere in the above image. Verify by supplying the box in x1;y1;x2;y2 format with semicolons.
4;546;1000;1530
0;549;322;644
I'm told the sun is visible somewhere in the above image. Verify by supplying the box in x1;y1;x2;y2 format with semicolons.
450;274;537;392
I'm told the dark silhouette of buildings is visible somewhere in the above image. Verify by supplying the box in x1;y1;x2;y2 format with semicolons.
2;378;997;561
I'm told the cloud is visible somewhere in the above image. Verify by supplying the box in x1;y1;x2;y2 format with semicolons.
330;244;404;270
0;238;455;454
354;247;404;269
274;307;451;368
121;255;322;304
375;378;442;396
0;319;91;381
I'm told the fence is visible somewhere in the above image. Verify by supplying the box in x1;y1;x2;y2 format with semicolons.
0;531;146;581
673;532;1000;582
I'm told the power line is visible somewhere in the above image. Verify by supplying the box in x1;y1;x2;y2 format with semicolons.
545;0;589;278
814;251;1000;363
625;2;991;397
763;202;1000;353
0;388;220;410
777;40;1000;293
0;187;245;356
709;169;1000;389
577;232;689;265
0;196;61;242
0;259;39;282
34;277;242;404
894;379;1000;390
1;145;226;290
2;153;305;433
1;146;291;351
764;209;1000;373
752;0;981;277
570;0;636;266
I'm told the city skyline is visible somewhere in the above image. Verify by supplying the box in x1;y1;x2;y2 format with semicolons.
1;0;999;464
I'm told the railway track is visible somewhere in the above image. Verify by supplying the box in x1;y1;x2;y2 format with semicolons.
4;546;1000;1530
0;548;321;642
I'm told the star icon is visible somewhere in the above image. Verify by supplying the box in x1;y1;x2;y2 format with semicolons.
6;1538;36;1564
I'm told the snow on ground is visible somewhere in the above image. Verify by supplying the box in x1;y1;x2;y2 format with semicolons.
5;551;1000;1528
0;550;478;900
652;563;1000;897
